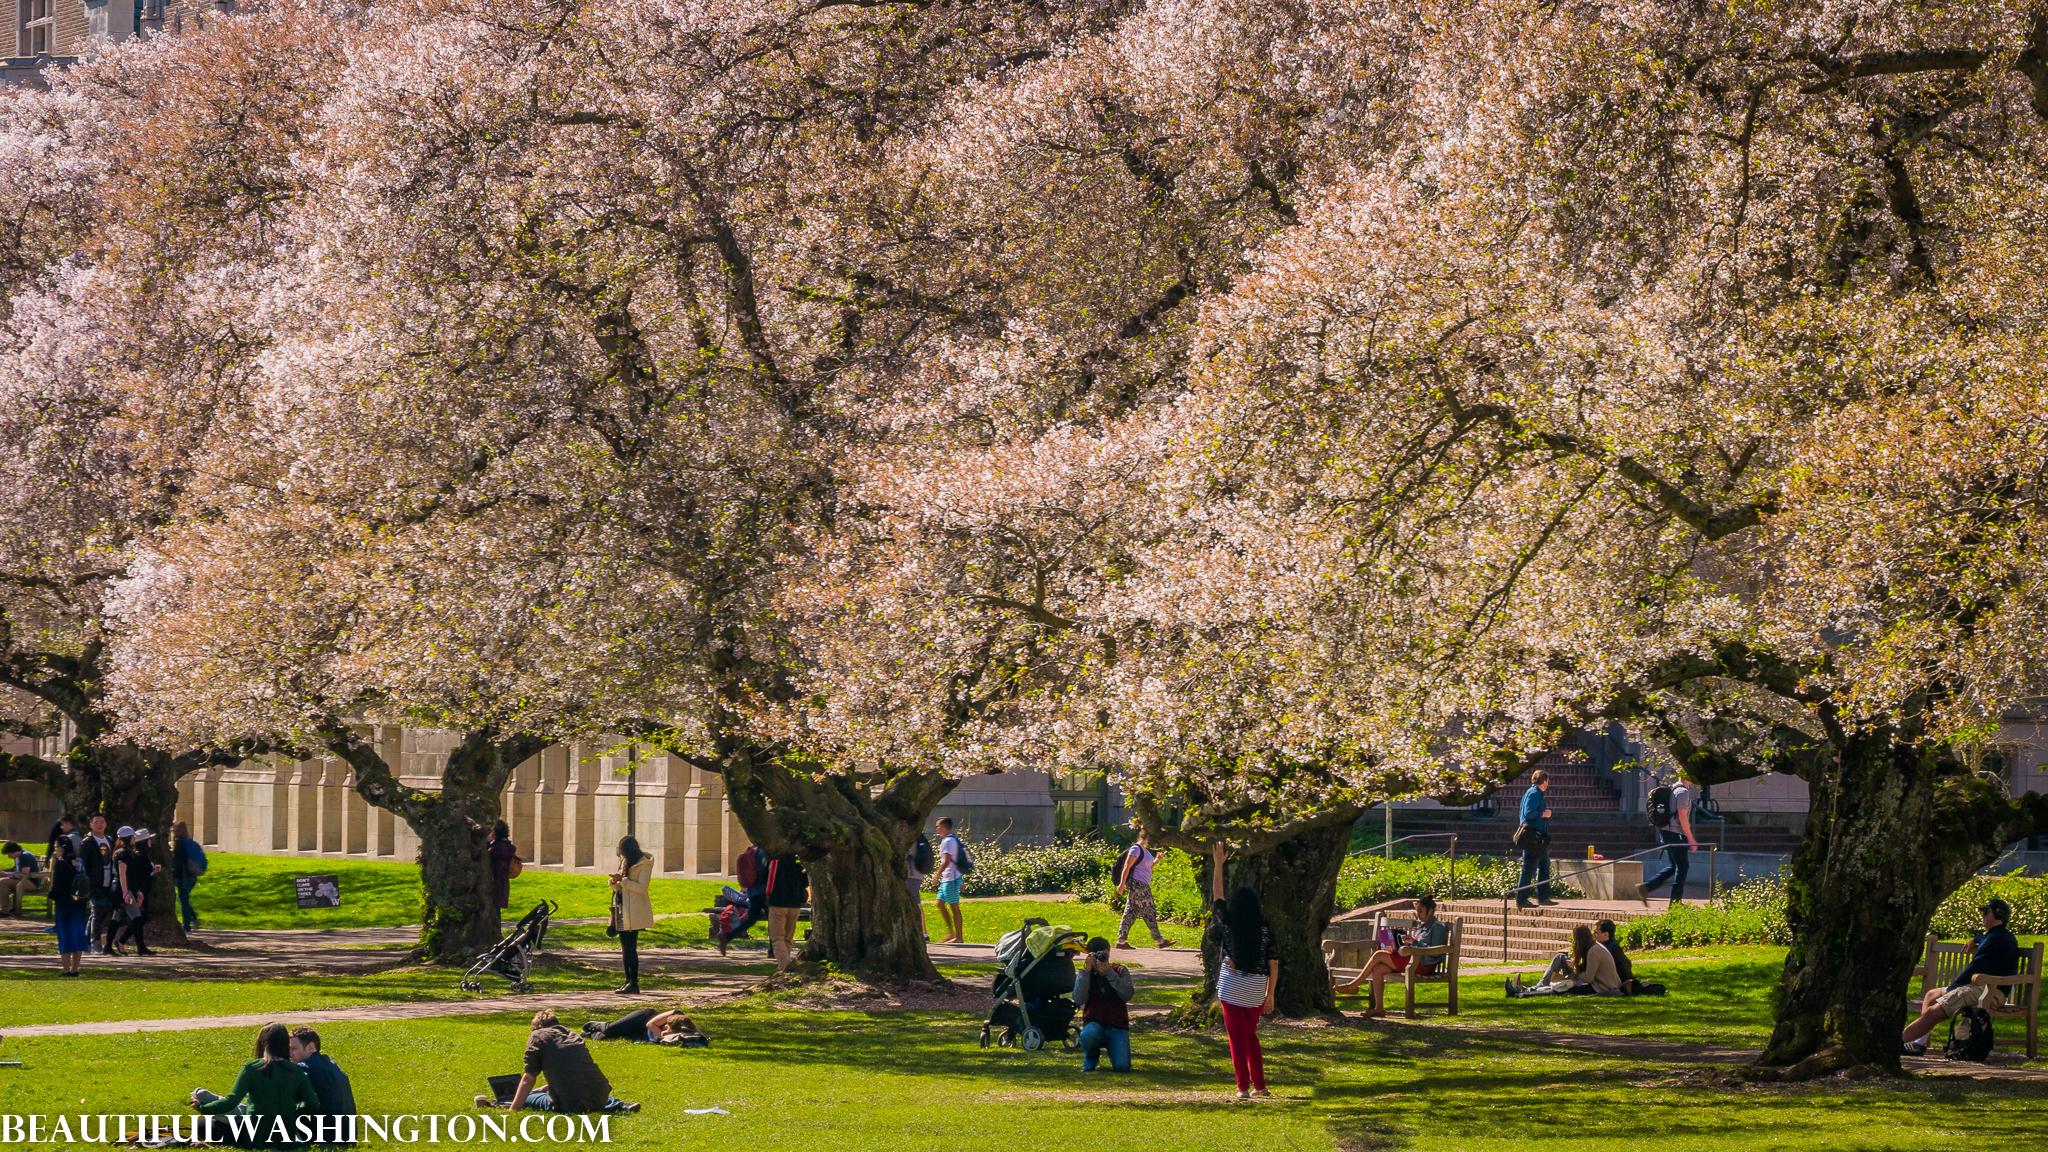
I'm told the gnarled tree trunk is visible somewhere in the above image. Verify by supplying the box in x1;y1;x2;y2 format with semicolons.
1758;734;2045;1077
1185;820;1352;1018
322;722;546;963
720;744;958;981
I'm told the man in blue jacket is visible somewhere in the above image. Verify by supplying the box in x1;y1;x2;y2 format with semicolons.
1516;770;1555;909
1901;898;2022;1055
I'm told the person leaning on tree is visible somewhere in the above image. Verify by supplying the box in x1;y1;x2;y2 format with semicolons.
1902;898;2022;1056
766;850;809;973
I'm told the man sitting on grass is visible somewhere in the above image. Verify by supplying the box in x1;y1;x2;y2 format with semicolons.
1595;919;1665;997
290;1027;355;1143
476;1009;640;1114
1902;898;2020;1056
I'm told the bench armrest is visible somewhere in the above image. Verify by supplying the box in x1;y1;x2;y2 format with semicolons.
1399;943;1454;958
1972;972;2040;987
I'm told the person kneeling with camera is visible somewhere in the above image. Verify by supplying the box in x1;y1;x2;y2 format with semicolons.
1075;936;1136;1072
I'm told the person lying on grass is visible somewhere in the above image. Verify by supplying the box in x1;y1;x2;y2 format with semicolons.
1902;898;2021;1056
1334;895;1450;1019
191;1021;320;1147
1506;924;1623;997
476;1009;640;1114
580;1007;705;1044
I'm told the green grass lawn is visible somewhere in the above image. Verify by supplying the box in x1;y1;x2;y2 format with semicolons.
1;980;2041;1151
180;854;729;929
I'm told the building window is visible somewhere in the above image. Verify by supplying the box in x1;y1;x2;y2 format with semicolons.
1054;799;1099;836
19;0;51;56
1050;769;1108;839
1979;745;2022;792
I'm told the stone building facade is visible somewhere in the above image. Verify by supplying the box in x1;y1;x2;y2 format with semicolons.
0;728;1070;876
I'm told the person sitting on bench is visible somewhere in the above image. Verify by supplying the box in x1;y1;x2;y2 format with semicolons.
1335;895;1450;1018
1902;898;2020;1055
1507;924;1622;997
580;1008;703;1044
475;1009;639;1113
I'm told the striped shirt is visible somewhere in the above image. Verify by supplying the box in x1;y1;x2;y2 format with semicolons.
1217;956;1269;1008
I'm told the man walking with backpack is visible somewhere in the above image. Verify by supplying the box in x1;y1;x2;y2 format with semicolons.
935;817;969;945
1635;772;1696;905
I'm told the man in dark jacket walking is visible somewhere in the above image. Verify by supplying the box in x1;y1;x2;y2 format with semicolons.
80;815;116;954
1515;770;1554;909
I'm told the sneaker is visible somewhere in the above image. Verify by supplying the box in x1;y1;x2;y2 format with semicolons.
619;1102;641;1114
1113;941;1135;950
473;1096;496;1109
1155;938;1177;948
1236;1090;1250;1100
583;1021;603;1037
1250;1088;1272;1098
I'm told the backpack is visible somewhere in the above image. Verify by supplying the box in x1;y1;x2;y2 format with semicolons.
70;869;90;901
1945;1005;1994;1062
735;846;763;889
950;838;974;876
910;835;934;876
184;839;208;876
1119;845;1153;886
1647;785;1674;828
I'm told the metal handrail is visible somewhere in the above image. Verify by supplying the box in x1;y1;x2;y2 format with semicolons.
1345;831;1461;902
1495;838;1720;962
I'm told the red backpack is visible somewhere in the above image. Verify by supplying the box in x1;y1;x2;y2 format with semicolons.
736;846;763;890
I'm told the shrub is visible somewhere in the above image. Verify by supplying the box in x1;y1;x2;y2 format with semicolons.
1334;852;1584;906
1610;870;2048;950
926;837;1124;898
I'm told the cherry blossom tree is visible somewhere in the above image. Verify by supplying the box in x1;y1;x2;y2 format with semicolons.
1161;0;2048;1075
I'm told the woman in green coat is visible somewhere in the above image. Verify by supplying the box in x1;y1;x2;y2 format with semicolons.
192;1022;319;1146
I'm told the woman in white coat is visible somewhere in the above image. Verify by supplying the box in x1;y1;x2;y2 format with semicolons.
609;835;655;993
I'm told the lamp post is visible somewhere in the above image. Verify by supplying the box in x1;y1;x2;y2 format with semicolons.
625;743;637;841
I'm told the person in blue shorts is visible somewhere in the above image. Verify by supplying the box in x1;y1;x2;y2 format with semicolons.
935;817;965;944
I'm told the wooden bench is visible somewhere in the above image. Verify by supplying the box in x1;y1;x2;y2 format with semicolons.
1918;933;2041;1058
1324;912;1462;1018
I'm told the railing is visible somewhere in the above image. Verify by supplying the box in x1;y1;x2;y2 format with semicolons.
1495;839;1721;962
1346;831;1460;901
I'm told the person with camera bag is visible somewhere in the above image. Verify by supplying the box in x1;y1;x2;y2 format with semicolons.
1514;770;1555;909
1634;773;1696;905
1074;936;1136;1071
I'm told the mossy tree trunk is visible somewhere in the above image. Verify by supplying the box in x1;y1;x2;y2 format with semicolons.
320;722;549;963
1184;820;1352;1018
717;743;960;981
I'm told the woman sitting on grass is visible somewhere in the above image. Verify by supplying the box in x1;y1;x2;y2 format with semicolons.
191;1021;320;1146
580;1007;704;1044
1506;924;1621;997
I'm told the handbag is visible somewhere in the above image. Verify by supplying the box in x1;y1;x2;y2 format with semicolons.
1512;822;1550;853
605;890;622;938
507;854;524;879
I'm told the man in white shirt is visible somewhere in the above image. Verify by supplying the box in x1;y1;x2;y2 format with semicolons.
934;818;965;945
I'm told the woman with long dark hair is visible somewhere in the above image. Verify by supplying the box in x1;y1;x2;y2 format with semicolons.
50;837;87;976
191;1021;318;1145
609;835;653;994
486;819;518;917
1508;923;1620;997
1208;844;1277;1099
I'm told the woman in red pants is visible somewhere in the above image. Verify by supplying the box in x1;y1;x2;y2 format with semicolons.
1208;844;1278;1098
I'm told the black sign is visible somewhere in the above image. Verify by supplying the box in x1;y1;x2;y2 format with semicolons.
295;875;341;908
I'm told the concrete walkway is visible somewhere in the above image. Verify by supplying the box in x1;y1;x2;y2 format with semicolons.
0;987;726;1038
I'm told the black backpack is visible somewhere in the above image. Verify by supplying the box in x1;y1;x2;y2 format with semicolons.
1945;1005;1994;1062
70;869;90;901
1647;785;1674;828
911;835;934;875
952;839;975;876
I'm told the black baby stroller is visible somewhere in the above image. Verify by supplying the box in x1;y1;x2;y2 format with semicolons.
461;900;557;993
980;917;1085;1051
